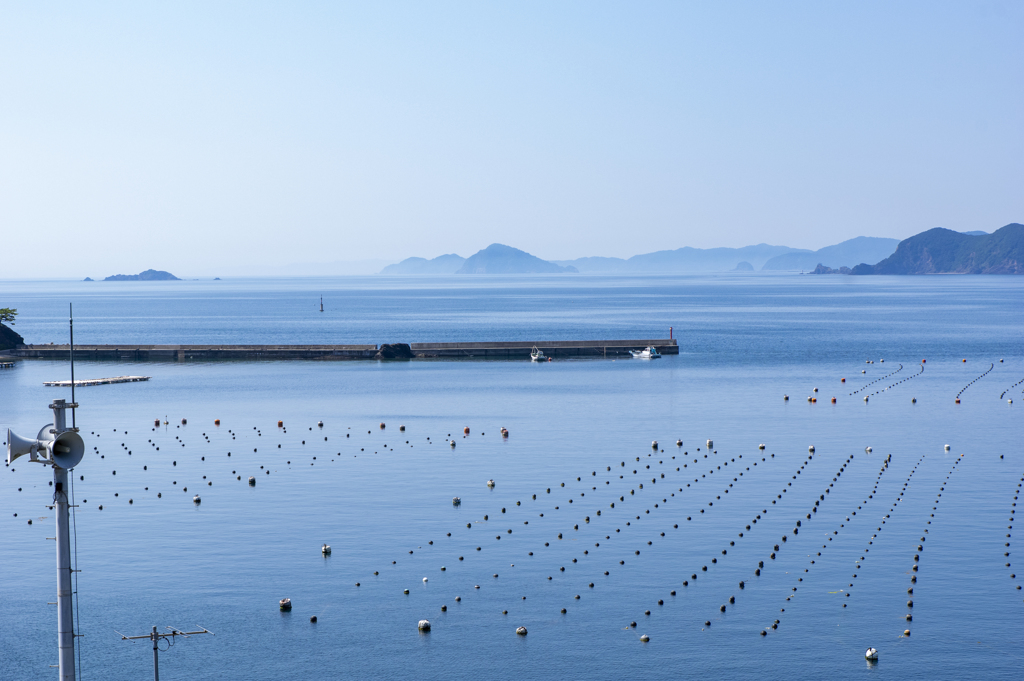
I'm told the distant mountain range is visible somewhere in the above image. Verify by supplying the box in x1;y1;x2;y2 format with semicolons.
96;269;181;281
379;226;1018;275
761;237;900;271
851;223;1023;274
554;243;800;272
382;238;898;275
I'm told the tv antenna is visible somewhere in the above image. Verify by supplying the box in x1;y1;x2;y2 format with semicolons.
118;625;213;681
6;304;85;680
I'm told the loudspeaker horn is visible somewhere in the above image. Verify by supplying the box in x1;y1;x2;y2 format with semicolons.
7;428;42;465
49;431;85;469
7;426;86;469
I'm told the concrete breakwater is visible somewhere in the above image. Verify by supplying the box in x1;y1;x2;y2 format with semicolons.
6;339;677;361
410;339;677;358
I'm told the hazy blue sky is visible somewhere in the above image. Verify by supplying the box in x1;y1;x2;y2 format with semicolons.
1;1;1021;277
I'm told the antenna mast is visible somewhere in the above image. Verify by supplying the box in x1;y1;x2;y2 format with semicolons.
69;304;76;429
6;309;86;681
119;625;213;681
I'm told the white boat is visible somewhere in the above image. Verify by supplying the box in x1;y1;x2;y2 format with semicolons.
629;346;661;359
530;347;547;362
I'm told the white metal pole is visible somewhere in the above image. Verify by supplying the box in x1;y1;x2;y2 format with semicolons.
50;399;76;681
152;626;159;681
54;464;75;681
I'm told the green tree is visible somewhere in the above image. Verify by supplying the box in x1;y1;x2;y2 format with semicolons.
0;307;17;325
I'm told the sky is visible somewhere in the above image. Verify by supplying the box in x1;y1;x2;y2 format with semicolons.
0;1;1021;277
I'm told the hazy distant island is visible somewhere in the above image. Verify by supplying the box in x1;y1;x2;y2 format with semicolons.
851;223;1022;275
810;264;852;274
380;253;468;275
97;269;181;281
382;244;576;274
760;236;900;271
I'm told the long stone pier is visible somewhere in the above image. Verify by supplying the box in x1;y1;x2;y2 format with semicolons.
410;339;677;358
4;339;677;361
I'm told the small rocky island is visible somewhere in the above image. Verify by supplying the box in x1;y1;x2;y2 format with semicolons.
97;269;181;281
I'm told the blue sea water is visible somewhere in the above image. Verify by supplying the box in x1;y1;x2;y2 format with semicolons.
0;274;1021;680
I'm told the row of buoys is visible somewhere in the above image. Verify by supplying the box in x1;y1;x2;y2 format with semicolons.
900;455;962;634
758;453;867;627
626;449;810;627
359;439;722;613
955;362;995;401
849;363;904;396
841;454;920;610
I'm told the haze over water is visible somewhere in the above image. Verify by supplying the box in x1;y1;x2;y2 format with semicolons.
1;274;1022;680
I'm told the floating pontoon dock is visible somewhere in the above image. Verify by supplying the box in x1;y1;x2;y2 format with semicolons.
43;375;151;387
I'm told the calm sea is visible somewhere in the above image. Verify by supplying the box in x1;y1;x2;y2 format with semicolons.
1;274;1021;680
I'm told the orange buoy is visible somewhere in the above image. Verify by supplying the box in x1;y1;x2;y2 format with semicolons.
278;421;283;427
380;423;386;429
962;359;966;362
214;419;220;425
831;397;836;403
841;378;846;383
955;398;960;404
811;397;817;403
921;359;926;363
464;427;470;435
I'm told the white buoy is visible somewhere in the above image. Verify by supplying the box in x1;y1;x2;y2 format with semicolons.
651;441;658;449
865;647;878;660
418;619;431;631
808;445;815;453
450;440;456;448
487;479;495;488
640;634;650;642
193;495;201;504
423;577;428;583
865;447;872;453
516;626;528;635
944;444;950;451
452;497;461;505
864;396;869;401
707;439;713;449
322;544;331;555
759;444;766;450
676;439;682;447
